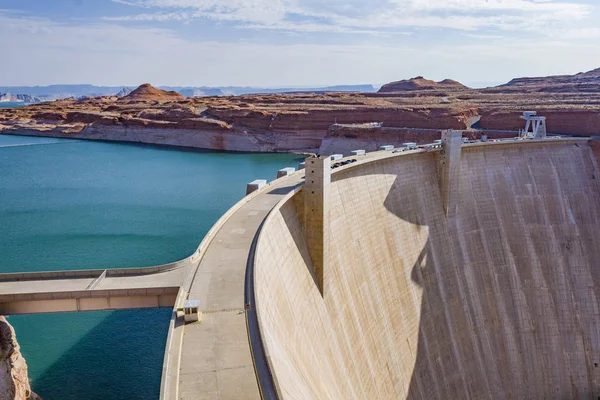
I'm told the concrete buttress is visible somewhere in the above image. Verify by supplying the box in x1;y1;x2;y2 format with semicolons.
303;156;331;295
439;130;462;217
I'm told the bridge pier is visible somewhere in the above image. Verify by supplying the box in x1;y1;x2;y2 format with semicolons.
439;130;462;218
304;156;330;296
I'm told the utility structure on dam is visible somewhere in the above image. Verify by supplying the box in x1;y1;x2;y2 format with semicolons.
1;128;600;399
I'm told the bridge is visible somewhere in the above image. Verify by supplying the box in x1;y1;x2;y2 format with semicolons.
0;260;191;315
1;134;598;400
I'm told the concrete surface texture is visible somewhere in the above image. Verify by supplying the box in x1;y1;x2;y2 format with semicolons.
253;139;600;399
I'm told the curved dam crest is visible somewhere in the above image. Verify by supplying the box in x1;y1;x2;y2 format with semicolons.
253;140;600;399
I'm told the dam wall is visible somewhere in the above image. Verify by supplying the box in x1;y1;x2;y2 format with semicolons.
253;140;600;399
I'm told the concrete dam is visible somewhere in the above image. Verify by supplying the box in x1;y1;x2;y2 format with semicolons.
2;134;599;399
252;137;600;399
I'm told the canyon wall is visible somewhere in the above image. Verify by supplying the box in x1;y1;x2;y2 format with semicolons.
2;82;598;154
206;107;476;132
0;317;40;400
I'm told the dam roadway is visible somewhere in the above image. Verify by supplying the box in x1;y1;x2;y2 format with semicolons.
1;136;600;399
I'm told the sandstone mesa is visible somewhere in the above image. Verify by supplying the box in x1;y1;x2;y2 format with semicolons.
1;69;599;153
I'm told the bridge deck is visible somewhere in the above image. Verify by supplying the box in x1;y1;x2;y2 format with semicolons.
0;268;187;293
0;263;189;314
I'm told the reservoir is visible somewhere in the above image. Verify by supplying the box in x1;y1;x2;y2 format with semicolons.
0;133;300;399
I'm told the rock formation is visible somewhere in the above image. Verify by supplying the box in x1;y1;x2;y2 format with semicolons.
0;317;40;400
378;76;468;92
497;67;600;92
1;69;600;153
121;83;184;102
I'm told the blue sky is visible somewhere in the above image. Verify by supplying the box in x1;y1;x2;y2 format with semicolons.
1;0;600;87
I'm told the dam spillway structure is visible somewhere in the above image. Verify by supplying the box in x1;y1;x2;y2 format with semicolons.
250;134;600;399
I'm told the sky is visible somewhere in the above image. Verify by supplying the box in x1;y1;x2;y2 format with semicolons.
1;0;600;88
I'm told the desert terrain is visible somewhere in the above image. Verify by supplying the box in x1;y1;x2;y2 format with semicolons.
1;69;599;153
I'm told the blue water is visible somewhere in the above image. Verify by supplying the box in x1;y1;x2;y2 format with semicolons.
0;102;29;108
0;134;301;399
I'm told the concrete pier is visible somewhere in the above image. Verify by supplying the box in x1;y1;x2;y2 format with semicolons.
277;167;295;178
246;179;267;195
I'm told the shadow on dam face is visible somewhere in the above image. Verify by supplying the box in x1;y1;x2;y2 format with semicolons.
254;141;600;399
397;143;600;399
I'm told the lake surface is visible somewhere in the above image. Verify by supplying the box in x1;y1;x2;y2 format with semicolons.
0;102;28;108
0;134;301;399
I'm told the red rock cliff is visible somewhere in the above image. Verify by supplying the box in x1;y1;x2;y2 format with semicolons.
0;317;41;400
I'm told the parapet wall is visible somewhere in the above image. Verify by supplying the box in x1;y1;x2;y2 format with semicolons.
254;139;600;399
319;125;519;155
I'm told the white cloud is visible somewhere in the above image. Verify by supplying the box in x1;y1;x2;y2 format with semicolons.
108;0;592;33
401;0;587;13
111;0;286;24
1;3;599;87
550;27;600;39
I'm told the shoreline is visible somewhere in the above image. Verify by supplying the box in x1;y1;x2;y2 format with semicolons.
0;124;523;156
0;128;319;155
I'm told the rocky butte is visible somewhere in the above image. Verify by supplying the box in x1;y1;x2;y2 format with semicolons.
0;68;600;153
378;76;469;92
0;317;40;400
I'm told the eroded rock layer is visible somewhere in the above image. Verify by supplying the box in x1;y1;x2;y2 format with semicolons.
1;72;600;153
0;317;40;400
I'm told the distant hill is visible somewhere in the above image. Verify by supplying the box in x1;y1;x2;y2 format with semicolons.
0;85;124;100
0;84;376;100
378;76;469;92
377;68;600;94
497;67;600;92
116;87;133;97
0;93;42;103
235;84;377;95
173;88;225;97
121;84;184;102
160;84;376;96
